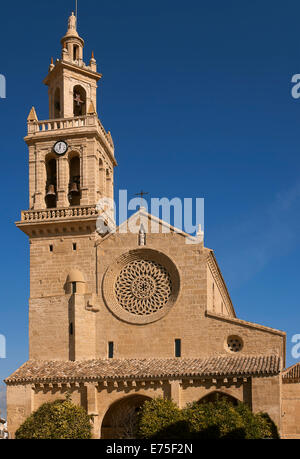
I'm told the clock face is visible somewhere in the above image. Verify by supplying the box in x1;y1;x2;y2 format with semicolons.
53;141;68;156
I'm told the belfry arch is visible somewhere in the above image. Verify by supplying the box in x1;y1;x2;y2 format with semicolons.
73;85;86;117
45;154;57;209
101;394;152;439
68;152;81;206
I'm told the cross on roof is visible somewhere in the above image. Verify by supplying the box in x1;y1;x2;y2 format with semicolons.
135;190;149;207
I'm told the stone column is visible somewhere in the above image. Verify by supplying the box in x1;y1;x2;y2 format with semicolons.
57;156;69;208
169;380;182;409
79;145;88;206
33;151;45;210
86;383;99;439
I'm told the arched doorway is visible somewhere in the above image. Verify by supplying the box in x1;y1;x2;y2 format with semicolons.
101;395;151;439
198;391;239;406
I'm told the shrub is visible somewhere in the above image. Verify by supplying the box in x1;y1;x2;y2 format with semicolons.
15;396;92;440
137;397;279;440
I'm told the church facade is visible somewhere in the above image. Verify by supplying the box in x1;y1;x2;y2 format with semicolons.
5;13;300;439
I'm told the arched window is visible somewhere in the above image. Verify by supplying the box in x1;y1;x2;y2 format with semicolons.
73;45;79;62
54;87;61;118
68;154;81;206
73;85;86;117
45;156;57;209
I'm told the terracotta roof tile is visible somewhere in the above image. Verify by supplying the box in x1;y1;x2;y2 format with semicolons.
5;355;280;384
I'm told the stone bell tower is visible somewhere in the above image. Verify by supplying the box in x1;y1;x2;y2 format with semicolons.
26;12;116;212
16;12;117;362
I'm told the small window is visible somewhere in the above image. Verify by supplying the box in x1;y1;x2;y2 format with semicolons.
175;339;181;358
227;336;243;353
71;282;77;294
73;45;79;61
108;342;114;359
73;243;77;251
49;245;53;252
69;323;73;336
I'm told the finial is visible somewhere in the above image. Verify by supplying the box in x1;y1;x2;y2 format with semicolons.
91;51;94;59
49;57;55;72
87;101;97;115
27;107;38;122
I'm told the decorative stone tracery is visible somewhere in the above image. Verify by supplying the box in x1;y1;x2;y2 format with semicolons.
115;259;172;316
103;249;180;324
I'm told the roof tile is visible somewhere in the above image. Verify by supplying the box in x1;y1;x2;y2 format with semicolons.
5;355;281;384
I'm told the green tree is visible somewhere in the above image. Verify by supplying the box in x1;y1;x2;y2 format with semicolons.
137;397;279;440
137;398;186;439
15;396;92;440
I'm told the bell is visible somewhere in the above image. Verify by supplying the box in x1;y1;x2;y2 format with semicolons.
70;182;79;194
46;184;56;196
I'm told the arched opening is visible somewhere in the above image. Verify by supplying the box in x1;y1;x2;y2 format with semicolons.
99;159;104;196
106;169;111;198
73;85;86;117
198;391;239;406
68;154;81;206
45;156;57;209
54;87;61;118
73;45;79;62
101;395;152;439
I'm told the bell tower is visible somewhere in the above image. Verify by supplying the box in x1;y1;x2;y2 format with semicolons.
16;13;117;362
25;12;116;212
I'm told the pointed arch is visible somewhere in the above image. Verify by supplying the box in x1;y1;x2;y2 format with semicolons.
101;394;152;439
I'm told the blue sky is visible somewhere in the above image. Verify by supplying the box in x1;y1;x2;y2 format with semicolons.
1;0;300;416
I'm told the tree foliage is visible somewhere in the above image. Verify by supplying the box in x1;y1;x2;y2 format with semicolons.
137;398;185;439
137;397;279;440
15;397;92;440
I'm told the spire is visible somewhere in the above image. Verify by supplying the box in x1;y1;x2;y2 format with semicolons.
27;107;38;122
61;12;84;63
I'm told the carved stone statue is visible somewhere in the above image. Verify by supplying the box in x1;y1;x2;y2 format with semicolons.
68;12;77;30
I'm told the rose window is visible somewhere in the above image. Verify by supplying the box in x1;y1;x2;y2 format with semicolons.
115;259;172;316
227;336;243;353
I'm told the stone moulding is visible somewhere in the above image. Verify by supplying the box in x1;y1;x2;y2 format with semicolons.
19;205;99;223
206;250;236;317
